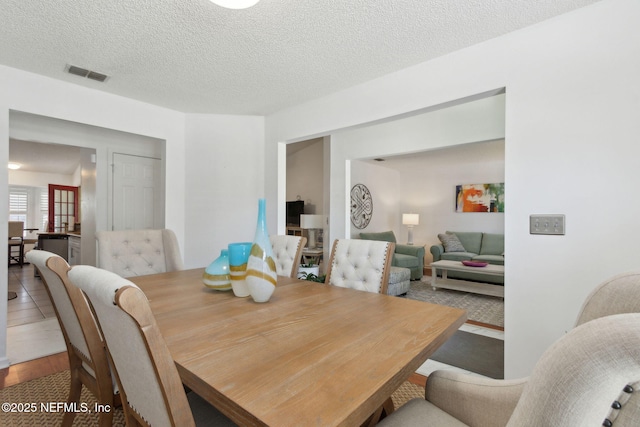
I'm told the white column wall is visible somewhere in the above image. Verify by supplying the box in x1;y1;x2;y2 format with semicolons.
184;114;265;269
0;65;187;368
265;0;640;377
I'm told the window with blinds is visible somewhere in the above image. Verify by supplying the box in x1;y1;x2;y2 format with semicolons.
8;186;48;232
40;191;49;231
9;187;28;223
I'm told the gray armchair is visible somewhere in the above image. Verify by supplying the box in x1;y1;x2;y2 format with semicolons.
379;313;640;427
359;231;424;280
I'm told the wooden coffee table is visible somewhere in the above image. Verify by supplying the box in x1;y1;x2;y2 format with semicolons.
430;260;504;298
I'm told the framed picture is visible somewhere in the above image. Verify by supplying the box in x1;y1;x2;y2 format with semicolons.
456;183;504;213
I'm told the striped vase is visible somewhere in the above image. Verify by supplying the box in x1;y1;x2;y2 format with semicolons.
246;198;277;303
228;242;253;297
202;249;232;291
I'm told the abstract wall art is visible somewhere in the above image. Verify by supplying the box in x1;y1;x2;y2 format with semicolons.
350;183;373;229
455;183;505;213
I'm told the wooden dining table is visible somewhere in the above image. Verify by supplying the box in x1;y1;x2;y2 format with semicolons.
130;268;466;426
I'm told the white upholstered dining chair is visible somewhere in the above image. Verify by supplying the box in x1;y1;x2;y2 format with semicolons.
270;235;307;278
379;270;640;427
574;270;640;326
26;250;118;427
379;313;640;427
95;229;183;278
67;265;236;427
324;239;395;294
324;238;395;424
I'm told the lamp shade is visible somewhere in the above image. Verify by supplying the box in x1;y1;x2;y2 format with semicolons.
402;214;420;226
300;214;323;229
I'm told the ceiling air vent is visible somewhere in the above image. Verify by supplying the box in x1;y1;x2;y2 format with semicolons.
65;64;109;82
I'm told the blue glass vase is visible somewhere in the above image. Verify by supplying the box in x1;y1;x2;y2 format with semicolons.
246;198;277;302
203;249;232;291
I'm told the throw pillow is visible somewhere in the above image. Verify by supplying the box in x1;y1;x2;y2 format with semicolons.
438;233;466;252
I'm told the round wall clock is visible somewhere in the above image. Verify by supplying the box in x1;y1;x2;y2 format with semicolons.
350;183;373;229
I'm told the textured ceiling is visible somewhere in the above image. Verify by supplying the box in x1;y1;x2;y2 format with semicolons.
1;0;600;115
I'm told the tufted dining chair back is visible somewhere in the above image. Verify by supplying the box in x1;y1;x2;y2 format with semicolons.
324;239;395;294
95;229;183;278
574;270;640;327
379;313;640;427
26;250;118;427
68;265;235;427
270;235;307;278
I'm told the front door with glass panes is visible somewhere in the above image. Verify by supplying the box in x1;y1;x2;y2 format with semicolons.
48;184;79;233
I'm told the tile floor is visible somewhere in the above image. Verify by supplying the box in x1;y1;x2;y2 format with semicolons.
7;264;57;327
7;318;65;365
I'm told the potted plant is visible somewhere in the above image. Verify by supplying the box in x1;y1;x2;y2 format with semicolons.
297;262;319;280
300;272;326;283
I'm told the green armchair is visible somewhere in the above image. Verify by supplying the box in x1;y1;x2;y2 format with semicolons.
359;231;425;280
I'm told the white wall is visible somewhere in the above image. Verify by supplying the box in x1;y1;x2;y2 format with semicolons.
331;95;505;247
350;139;505;255
1;67;267;368
9;170;75;187
350;160;401;238
184;114;265;269
0;65;187;368
265;0;640;377
393;140;505;257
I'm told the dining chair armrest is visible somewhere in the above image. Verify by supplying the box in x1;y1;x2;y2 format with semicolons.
425;370;527;427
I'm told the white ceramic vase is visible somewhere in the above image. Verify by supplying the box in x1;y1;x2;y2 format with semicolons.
246;199;278;303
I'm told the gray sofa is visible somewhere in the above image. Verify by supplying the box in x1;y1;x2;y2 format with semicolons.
359;231;425;280
430;231;504;285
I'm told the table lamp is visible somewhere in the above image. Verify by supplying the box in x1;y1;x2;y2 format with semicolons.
300;214;323;249
402;213;419;245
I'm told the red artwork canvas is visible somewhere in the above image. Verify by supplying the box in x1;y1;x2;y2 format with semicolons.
455;183;505;213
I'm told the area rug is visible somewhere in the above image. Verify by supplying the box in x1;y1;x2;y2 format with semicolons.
406;278;504;327
0;370;125;426
0;370;423;426
430;330;504;379
390;381;424;409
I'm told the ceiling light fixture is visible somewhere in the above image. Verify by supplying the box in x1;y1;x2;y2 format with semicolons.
209;0;260;9
8;162;21;170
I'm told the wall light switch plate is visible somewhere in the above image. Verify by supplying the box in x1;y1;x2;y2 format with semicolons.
530;214;565;235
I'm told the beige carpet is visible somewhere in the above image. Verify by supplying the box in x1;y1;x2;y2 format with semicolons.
0;370;125;426
407;277;504;327
0;370;424;426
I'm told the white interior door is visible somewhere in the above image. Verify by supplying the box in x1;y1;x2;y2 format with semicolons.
112;153;163;230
